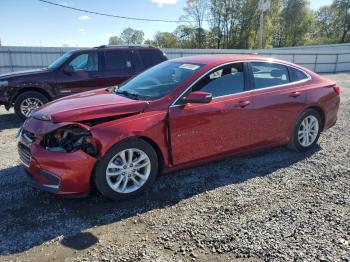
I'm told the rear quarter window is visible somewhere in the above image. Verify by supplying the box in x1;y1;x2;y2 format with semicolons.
288;67;309;82
139;49;166;68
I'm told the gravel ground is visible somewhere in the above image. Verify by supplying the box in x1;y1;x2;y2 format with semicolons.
0;73;349;262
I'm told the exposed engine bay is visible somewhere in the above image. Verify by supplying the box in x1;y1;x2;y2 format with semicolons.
42;125;98;157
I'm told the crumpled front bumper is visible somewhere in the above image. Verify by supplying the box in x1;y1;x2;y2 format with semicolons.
18;119;97;196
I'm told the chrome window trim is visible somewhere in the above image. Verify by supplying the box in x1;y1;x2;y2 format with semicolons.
170;60;312;108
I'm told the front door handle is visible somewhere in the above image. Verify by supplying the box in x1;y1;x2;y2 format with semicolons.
289;91;301;98
237;100;251;108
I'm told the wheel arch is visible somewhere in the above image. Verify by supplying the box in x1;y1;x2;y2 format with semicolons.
306;106;325;131
138;136;164;174
11;87;52;105
90;135;165;194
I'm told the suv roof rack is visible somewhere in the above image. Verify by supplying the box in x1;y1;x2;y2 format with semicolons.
95;44;155;49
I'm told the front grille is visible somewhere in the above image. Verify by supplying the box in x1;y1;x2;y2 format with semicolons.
18;143;31;167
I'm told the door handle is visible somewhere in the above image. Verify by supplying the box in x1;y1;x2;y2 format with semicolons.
289;91;301;98
237;100;251;108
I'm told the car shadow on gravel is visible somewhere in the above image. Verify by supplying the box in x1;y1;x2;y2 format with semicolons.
0;145;320;255
0;112;22;131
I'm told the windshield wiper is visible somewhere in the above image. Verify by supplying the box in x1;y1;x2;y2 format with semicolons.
115;90;140;100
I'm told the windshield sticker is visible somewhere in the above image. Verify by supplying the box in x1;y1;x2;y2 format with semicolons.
179;64;200;70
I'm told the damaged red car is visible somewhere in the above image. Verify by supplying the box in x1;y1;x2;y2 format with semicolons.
17;55;340;200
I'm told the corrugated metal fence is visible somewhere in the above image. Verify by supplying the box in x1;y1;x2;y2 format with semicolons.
1;43;350;74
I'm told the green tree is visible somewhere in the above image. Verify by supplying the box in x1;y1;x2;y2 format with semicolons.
279;0;315;47
182;0;209;48
120;28;145;44
154;32;178;48
333;0;350;42
173;25;198;48
109;36;124;45
144;39;157;46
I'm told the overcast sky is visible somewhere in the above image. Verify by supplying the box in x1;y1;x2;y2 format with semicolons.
0;0;332;47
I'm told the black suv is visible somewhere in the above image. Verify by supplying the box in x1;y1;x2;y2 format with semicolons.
0;45;167;119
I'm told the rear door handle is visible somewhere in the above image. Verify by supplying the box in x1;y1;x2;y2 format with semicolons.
237;100;251;108
289;91;301;98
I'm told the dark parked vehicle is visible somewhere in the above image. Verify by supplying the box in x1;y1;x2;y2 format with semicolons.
0;45;167;119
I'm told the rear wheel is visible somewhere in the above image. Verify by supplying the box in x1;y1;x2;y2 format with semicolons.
288;109;322;152
94;139;159;201
14;91;49;120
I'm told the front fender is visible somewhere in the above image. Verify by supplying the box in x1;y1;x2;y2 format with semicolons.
90;111;170;167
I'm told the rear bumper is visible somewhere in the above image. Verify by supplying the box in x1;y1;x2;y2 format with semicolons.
324;95;340;130
18;141;97;196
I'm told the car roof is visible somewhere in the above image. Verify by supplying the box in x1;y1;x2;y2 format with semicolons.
172;54;290;67
71;45;161;53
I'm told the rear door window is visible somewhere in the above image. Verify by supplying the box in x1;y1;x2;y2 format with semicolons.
139;49;166;68
251;62;290;89
104;50;133;71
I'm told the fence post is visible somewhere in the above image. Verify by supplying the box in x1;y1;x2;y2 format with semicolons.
334;53;339;73
314;54;318;72
8;49;14;72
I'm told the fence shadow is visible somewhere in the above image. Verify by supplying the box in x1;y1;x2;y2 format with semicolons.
0;145;320;255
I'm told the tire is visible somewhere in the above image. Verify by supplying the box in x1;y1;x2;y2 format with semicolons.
288;109;322;152
14;91;49;120
94;139;159;201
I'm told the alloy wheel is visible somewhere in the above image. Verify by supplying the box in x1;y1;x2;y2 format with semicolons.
106;148;151;194
20;98;43;117
297;115;319;147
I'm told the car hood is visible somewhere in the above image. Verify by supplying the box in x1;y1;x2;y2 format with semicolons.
0;68;51;80
32;89;149;123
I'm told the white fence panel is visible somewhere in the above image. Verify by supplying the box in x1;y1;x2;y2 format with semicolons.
0;44;350;74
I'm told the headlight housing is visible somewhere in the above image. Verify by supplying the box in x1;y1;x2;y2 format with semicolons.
42;125;98;157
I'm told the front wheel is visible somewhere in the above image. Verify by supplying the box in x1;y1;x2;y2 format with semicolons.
288;109;322;152
14;91;49;120
94;139;159;201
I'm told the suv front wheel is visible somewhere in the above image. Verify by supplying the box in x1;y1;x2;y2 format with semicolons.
14;91;49;120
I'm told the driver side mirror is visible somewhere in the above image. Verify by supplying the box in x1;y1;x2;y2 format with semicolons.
183;91;212;104
63;65;75;75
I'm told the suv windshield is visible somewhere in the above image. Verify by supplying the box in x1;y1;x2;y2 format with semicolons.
117;61;203;100
48;51;74;69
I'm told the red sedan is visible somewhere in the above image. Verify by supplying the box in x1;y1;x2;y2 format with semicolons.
17;55;340;200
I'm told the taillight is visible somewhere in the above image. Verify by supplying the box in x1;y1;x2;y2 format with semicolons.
333;85;341;95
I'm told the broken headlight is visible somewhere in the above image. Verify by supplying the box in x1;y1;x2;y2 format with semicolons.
42;125;98;157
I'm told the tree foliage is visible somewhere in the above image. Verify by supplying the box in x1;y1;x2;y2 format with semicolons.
154;32;179;48
108;0;350;49
109;36;124;45
120;28;145;44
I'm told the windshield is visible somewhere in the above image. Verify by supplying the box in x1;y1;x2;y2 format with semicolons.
116;61;204;100
48;51;74;69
